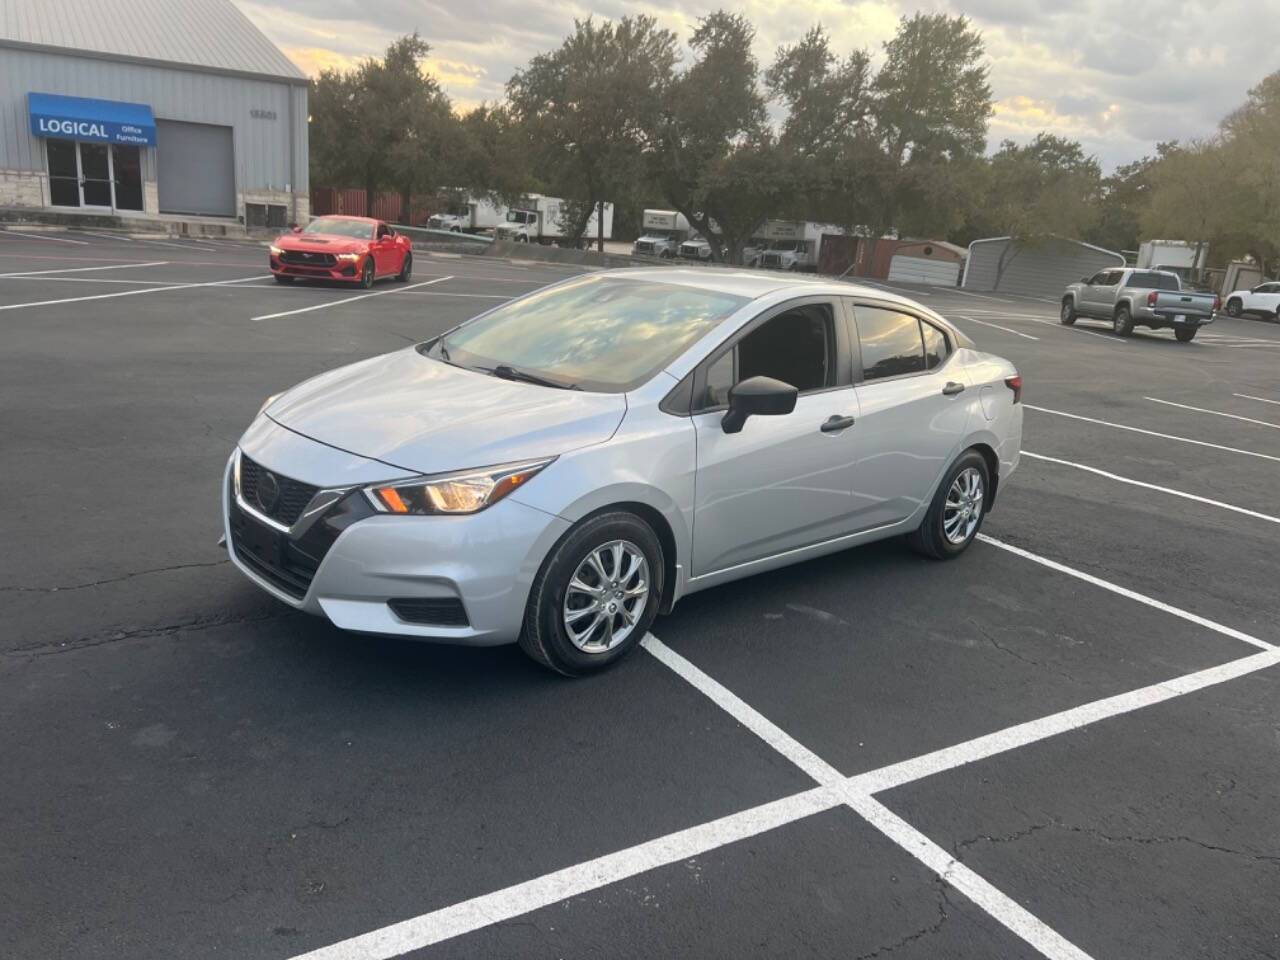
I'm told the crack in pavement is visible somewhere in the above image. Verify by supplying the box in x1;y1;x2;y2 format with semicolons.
2;558;228;593
964;616;1085;686
5;609;294;658
853;880;953;960
954;820;1280;865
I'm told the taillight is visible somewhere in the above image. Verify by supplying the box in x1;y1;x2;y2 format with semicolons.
1147;290;1158;306
1004;375;1022;404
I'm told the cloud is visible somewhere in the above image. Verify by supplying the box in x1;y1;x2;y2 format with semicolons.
234;0;1274;171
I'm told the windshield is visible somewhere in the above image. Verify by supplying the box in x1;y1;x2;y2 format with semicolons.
302;217;374;239
428;275;749;392
1128;271;1180;291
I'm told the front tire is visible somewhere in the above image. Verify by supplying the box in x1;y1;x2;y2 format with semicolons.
1060;297;1077;325
1113;305;1134;337
1175;328;1197;342
519;512;664;677
907;450;989;560
273;275;294;284
396;253;412;282
1225;298;1242;317
360;257;375;289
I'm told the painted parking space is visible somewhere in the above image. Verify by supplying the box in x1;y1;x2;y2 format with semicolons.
4;251;1280;960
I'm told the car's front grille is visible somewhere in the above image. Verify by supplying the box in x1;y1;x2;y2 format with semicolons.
280;250;337;266
227;476;374;601
634;241;653;254
388;597;470;626
763;253;783;267
238;455;319;527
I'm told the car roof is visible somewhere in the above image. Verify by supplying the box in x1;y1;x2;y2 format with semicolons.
595;267;929;309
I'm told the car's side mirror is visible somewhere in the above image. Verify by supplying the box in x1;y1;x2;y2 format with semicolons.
721;376;798;434
293;226;303;233
1081;277;1091;283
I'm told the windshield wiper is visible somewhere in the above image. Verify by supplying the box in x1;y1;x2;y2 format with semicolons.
490;364;580;390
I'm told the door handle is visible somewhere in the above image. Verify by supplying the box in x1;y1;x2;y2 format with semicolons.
820;415;856;433
942;381;966;396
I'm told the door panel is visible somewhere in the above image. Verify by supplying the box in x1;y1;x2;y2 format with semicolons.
111;144;143;211
850;372;974;529
692;388;861;575
46;139;80;208
80;143;112;207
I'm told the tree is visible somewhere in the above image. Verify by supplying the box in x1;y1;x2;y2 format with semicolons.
982;134;1102;289
309;34;457;218
1086;148;1169;254
651;11;770;263
766;27;871;155
455;103;531;204
1139;140;1231;272
507;16;678;245
1216;70;1280;272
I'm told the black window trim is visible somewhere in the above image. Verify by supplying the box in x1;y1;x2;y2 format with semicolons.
687;295;853;416
845;298;955;386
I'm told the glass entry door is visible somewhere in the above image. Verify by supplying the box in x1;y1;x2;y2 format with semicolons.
45;139;144;211
78;143;113;208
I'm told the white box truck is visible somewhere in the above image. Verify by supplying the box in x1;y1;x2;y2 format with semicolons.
633;209;691;259
426;194;506;234
758;220;842;272
494;196;614;245
1137;240;1209;284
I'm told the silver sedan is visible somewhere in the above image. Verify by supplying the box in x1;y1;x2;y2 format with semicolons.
223;269;1022;675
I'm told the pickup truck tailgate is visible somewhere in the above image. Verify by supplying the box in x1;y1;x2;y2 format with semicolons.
1151;290;1216;324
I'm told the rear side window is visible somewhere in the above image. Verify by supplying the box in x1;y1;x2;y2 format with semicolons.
1128;271;1179;291
922;321;949;369
856;307;926;381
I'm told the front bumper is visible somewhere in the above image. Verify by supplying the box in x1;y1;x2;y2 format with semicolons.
270;253;362;281
221;440;570;646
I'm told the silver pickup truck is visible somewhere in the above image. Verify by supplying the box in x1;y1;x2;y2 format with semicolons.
1061;268;1219;342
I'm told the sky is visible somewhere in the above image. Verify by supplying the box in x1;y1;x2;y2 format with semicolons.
236;0;1274;173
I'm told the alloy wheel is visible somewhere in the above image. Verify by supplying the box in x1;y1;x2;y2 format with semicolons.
943;467;984;544
562;539;650;654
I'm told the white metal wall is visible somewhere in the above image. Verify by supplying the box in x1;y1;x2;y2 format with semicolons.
963;237;1125;298
0;46;307;194
887;255;960;286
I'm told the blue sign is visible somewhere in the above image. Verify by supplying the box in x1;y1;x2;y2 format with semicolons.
28;92;157;147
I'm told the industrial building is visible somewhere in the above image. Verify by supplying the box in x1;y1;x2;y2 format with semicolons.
962;236;1125;299
0;0;308;229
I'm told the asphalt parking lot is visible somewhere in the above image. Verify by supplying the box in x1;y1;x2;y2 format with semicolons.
3;229;1279;960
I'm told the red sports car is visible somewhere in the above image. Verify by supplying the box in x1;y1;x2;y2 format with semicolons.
269;216;412;288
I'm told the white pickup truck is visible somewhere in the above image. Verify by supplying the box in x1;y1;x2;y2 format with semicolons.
1061;268;1219;342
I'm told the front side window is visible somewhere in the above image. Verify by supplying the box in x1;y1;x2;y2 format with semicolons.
696;303;837;409
856;307;926;381
432;275;748;393
1087;271;1109;285
303;217;374;239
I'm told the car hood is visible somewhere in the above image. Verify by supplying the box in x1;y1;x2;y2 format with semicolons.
266;347;627;475
276;233;366;253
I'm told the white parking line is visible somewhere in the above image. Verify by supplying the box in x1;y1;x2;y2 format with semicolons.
404;291;511;299
1235;392;1280;406
0;274;270;311
853;646;1280;793
940;287;1017;304
0;275;189;286
74;230;135;242
846;794;1096;960
251;276;453;321
975;534;1274;650
1021;451;1280;525
954;314;1039;340
0;260;168;277
0;230;89;245
1145;396;1280;430
1022;317;1127;343
1024;404;1280;464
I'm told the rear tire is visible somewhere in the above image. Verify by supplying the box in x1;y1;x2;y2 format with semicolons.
1175;328;1197;342
1060;298;1077;325
396;253;412;282
907;450;990;560
519;512;664;677
1225;298;1242;317
1113;305;1134;337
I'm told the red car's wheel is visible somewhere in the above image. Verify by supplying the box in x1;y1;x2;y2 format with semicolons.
396;253;412;282
360;257;375;289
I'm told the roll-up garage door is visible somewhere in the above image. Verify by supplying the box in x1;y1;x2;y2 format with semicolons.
887;255;961;286
156;120;235;216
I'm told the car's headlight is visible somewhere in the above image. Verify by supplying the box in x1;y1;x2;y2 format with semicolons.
365;458;554;515
336;252;361;261
257;392;281;417
269;245;283;256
